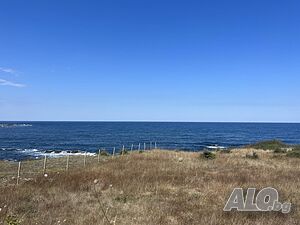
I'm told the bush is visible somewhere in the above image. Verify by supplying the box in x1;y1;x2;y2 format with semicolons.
5;215;20;225
287;151;300;158
246;152;259;159
248;140;287;150
292;145;300;152
115;195;128;203
273;148;286;153
99;150;110;156
202;151;216;160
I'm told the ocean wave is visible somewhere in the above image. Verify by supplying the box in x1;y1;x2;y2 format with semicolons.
0;123;32;128
21;149;96;158
0;148;96;160
206;145;226;149
42;150;96;157
1;147;23;151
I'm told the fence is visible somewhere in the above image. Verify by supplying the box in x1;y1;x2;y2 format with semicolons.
0;142;158;185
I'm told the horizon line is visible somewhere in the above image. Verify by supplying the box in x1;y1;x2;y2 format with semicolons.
0;120;300;123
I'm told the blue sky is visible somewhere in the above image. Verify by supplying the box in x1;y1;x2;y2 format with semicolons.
0;0;299;122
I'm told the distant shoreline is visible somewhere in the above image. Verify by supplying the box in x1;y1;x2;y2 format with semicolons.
1;121;300;123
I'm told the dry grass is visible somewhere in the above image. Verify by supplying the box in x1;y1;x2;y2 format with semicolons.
0;149;299;225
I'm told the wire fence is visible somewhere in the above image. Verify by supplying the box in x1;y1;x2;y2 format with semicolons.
0;142;158;185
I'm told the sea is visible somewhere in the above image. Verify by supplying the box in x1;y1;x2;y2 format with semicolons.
0;122;300;161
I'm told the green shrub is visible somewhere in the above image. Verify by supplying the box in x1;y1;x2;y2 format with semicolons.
202;151;216;159
99;150;110;156
292;145;300;152
5;215;20;225
287;151;300;158
248;140;287;150
115;195;128;203
273;148;286;153
246;152;259;159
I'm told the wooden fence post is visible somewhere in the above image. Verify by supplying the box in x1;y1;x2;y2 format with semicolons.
43;155;47;174
98;149;101;163
16;161;21;185
113;147;116;157
84;152;87;167
138;143;141;151
66;154;70;171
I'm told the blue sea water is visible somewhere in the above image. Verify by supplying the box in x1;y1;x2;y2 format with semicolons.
0;122;300;160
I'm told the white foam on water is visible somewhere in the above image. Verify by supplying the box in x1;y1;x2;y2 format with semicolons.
206;145;226;149
0;123;32;128
20;149;96;158
42;151;96;157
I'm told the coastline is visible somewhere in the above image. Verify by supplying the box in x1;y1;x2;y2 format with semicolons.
0;147;299;224
1;122;300;161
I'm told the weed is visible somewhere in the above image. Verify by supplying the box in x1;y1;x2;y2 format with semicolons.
202;151;216;159
248;140;287;150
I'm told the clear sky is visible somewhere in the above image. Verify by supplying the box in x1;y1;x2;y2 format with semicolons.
0;0;299;122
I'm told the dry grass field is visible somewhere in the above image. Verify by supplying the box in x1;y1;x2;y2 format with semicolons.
0;148;299;225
